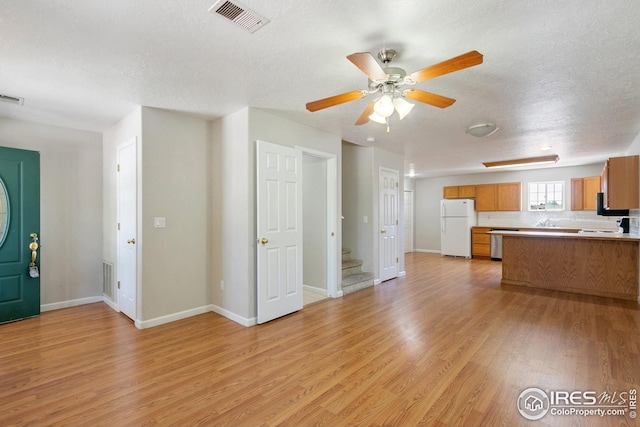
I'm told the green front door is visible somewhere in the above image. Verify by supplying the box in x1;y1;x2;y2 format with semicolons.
0;146;40;324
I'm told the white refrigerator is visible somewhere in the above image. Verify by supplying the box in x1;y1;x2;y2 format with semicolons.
440;199;476;258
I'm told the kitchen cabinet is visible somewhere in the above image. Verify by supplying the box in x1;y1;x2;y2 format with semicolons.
458;185;476;198
443;185;476;199
571;176;601;210
601;155;639;209
475;184;497;211
471;226;492;259
475;182;521;211
443;186;459;199
497;182;522;211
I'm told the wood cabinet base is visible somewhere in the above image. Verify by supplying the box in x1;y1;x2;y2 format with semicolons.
501;235;639;301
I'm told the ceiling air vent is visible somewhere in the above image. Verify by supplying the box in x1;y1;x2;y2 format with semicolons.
0;94;24;106
208;0;269;33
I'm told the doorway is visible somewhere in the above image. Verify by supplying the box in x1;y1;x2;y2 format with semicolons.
300;147;338;303
379;167;399;282
116;138;137;321
404;189;414;253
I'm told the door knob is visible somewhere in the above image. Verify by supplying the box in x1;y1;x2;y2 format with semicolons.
29;233;39;266
127;239;136;244
380;229;387;234
259;237;268;245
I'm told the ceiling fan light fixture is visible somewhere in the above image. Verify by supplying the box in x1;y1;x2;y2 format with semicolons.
466;123;499;137
374;94;394;118
368;112;387;124
393;97;414;120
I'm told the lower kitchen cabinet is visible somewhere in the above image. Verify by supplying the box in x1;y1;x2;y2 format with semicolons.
471;227;492;259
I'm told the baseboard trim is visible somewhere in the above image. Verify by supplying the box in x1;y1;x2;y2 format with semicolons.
303;285;328;296
414;249;440;254
41;296;103;312
136;305;211;329
102;295;119;312
399;270;407;277
209;304;256;327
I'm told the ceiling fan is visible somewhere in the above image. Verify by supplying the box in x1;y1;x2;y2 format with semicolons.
305;49;483;132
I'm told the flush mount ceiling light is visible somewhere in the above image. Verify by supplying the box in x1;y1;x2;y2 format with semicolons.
466;123;499;137
483;154;559;169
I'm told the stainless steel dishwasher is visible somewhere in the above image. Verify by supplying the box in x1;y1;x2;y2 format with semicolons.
490;229;516;260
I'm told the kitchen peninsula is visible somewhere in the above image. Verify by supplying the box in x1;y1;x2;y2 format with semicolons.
489;230;640;301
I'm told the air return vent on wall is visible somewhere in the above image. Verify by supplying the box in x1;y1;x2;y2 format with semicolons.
208;0;269;33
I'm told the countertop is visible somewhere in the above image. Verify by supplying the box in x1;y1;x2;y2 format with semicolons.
488;229;640;242
472;226;581;233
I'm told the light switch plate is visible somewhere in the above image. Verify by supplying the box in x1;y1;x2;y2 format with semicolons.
154;217;166;228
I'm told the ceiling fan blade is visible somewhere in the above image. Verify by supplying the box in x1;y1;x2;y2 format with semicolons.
306;90;366;112
347;52;387;81
355;102;375;125
404;90;456;108
407;50;483;83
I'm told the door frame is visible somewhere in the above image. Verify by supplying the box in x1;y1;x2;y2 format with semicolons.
116;137;139;324
378;166;399;282
404;189;414;253
296;146;339;298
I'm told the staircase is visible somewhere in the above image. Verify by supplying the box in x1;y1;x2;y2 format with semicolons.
341;248;375;295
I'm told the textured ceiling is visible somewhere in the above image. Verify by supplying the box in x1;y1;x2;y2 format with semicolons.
2;0;640;177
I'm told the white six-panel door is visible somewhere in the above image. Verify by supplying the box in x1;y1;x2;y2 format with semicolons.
117;138;137;321
256;140;303;324
379;168;399;282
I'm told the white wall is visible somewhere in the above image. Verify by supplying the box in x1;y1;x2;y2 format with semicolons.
103;107;141;286
103;107;210;325
303;154;327;290
210;107;342;324
139;107;210;321
342;142;374;273
0;118;103;307
414;163;615;252
341;143;405;280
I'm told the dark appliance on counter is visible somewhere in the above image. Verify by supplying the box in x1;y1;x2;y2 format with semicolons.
596;192;630;233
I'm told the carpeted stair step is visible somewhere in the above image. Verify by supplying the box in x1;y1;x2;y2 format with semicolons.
341;272;375;295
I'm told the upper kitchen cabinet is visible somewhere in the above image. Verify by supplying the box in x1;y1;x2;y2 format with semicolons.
443;185;476;199
571;176;601;210
443;186;459;199
497;182;522;211
475;184;497;211
601;155;639;209
475;182;522;211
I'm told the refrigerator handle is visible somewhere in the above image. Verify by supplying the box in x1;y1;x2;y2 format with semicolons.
441;203;446;218
441;218;445;233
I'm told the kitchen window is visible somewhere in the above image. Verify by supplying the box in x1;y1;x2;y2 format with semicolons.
528;181;564;211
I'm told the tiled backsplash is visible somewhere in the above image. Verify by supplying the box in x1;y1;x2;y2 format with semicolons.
477;210;639;234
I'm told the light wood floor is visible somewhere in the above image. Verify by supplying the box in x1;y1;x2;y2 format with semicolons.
1;253;639;426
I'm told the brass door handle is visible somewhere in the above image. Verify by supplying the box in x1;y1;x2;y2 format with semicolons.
29;233;39;266
127;239;136;244
259;238;268;245
380;229;387;234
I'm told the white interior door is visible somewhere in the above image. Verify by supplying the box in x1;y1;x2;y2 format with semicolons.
117;138;137;321
379;168;398;282
404;190;414;253
256;140;303;324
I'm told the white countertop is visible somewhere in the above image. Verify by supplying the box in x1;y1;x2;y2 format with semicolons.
487;229;640;242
